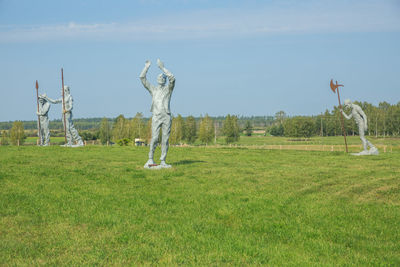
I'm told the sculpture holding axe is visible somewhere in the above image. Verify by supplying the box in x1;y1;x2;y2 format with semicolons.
341;99;379;156
330;79;348;153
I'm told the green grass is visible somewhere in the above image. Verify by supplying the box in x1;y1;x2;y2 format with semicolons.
223;135;400;146
1;146;399;265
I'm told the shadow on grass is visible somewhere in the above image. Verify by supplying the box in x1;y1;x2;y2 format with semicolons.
172;160;206;165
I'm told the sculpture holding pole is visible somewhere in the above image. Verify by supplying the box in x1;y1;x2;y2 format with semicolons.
330;79;348;153
61;68;67;145
43;69;84;147
35;80;42;145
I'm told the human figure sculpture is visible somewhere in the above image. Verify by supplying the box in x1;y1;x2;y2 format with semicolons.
140;59;175;168
37;94;51;146
341;99;378;155
44;86;84;147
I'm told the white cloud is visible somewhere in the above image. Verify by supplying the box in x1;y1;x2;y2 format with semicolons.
0;1;399;43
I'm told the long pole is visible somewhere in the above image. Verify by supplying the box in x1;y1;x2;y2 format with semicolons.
61;68;67;144
36;80;42;145
336;84;348;153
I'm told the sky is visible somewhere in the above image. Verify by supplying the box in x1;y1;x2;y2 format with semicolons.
0;0;399;121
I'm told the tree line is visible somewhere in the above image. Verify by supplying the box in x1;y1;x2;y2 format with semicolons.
1;100;398;145
98;113;241;145
0;113;243;146
268;101;400;138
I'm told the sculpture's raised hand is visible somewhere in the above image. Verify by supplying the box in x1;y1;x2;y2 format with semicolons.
145;60;151;68
157;59;164;69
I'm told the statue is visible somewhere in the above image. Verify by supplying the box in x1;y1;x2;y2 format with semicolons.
37;94;51;146
341;99;378;155
44;86;84;147
140;59;175;168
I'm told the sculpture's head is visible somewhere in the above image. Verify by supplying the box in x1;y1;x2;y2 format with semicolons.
38;94;47;104
157;74;166;86
344;99;352;108
64;85;70;95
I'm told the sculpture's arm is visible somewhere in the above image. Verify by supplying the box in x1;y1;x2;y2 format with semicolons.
358;106;368;129
139;60;152;93
44;96;62;104
157;59;175;91
341;109;352;120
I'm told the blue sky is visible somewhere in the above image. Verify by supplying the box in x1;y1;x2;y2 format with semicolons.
1;0;399;121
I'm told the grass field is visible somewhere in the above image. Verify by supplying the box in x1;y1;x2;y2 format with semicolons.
1;145;399;265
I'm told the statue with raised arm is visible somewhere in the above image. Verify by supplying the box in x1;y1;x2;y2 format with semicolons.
45;85;84;147
37;94;51;146
341;99;378;155
140;59;175;168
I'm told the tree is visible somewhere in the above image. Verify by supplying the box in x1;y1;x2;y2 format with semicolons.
145;118;152;144
199;114;215;144
112;115;127;141
269;124;284;136
275;111;287;124
223;114;240;143
130;112;145;140
283;116;315;138
10;121;26;145
244;120;252;136
185;116;197;144
99;117;111;144
170;114;185;145
1;130;9;145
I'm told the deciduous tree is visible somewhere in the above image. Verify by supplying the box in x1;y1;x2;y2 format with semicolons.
10;121;26;145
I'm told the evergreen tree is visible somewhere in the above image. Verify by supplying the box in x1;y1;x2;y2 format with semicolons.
185;116;197;144
10;121;26;145
99;117;111;144
199;114;214;144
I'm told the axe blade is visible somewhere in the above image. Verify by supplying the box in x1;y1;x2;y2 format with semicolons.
36;80;39;90
330;79;336;93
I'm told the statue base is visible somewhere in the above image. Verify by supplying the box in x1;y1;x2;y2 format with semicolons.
144;164;172;170
60;144;84;148
351;147;379;156
144;161;172;169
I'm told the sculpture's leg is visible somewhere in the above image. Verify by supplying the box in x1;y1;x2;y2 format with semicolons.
64;113;73;146
66;112;83;146
69;123;83;146
160;114;172;163
149;116;162;161
359;125;368;151
366;139;374;149
42;117;50;146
